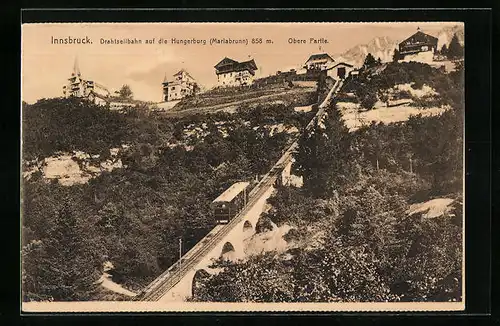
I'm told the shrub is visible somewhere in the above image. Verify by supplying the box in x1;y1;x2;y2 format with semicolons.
360;92;378;110
411;77;425;90
283;228;301;242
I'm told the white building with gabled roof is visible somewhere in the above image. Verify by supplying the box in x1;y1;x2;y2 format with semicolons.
304;53;335;71
214;57;258;87
162;69;199;102
62;57;110;104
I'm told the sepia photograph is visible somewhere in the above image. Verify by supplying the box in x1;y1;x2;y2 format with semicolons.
21;22;465;312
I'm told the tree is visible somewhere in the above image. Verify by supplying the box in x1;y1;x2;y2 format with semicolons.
377;57;382;65
22;200;103;301
363;53;377;69
392;215;462;302
360;91;378;110
118;84;133;99
392;49;401;62
447;34;463;59
295;103;353;198
191;254;295;302
440;44;448;56
193;83;201;95
293;241;397;302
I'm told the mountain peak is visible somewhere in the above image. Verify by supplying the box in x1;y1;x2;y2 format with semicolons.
337;36;399;67
436;24;464;48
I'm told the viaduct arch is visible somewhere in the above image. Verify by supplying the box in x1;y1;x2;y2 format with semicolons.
243;220;253;232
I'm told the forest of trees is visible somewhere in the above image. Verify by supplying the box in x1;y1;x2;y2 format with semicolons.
192;62;464;303
21;97;312;301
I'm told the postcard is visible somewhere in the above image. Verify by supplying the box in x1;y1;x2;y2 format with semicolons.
21;22;465;312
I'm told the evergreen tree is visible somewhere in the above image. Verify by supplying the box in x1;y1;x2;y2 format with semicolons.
392;49;401;62
440;44;448;56
117;84;133;99
363;53;377;69
295;103;352;198
447;34;463;59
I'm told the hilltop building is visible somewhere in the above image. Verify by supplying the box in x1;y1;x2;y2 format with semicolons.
62;58;109;104
398;28;438;63
162;69;199;102
214;57;258;87
62;57;143;110
304;53;335;71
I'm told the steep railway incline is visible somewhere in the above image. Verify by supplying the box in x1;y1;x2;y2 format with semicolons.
136;78;344;301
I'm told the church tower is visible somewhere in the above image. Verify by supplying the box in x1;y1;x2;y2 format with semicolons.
63;56;88;98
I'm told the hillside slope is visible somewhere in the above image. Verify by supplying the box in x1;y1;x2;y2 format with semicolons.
191;61;464;303
21;92;317;301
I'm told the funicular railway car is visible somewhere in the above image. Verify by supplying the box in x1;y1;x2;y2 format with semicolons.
211;181;250;224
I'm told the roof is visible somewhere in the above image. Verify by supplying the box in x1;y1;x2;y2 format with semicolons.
305;53;335;63
399;30;438;46
173;69;195;80
212;181;250;203
164;80;181;86
329;62;354;69
214;58;258;75
214;57;239;69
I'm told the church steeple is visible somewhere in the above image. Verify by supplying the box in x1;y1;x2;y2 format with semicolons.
73;56;81;77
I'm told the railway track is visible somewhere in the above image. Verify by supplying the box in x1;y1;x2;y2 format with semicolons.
136;78;345;301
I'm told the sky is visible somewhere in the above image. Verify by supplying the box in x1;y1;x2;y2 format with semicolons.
22;22;460;103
